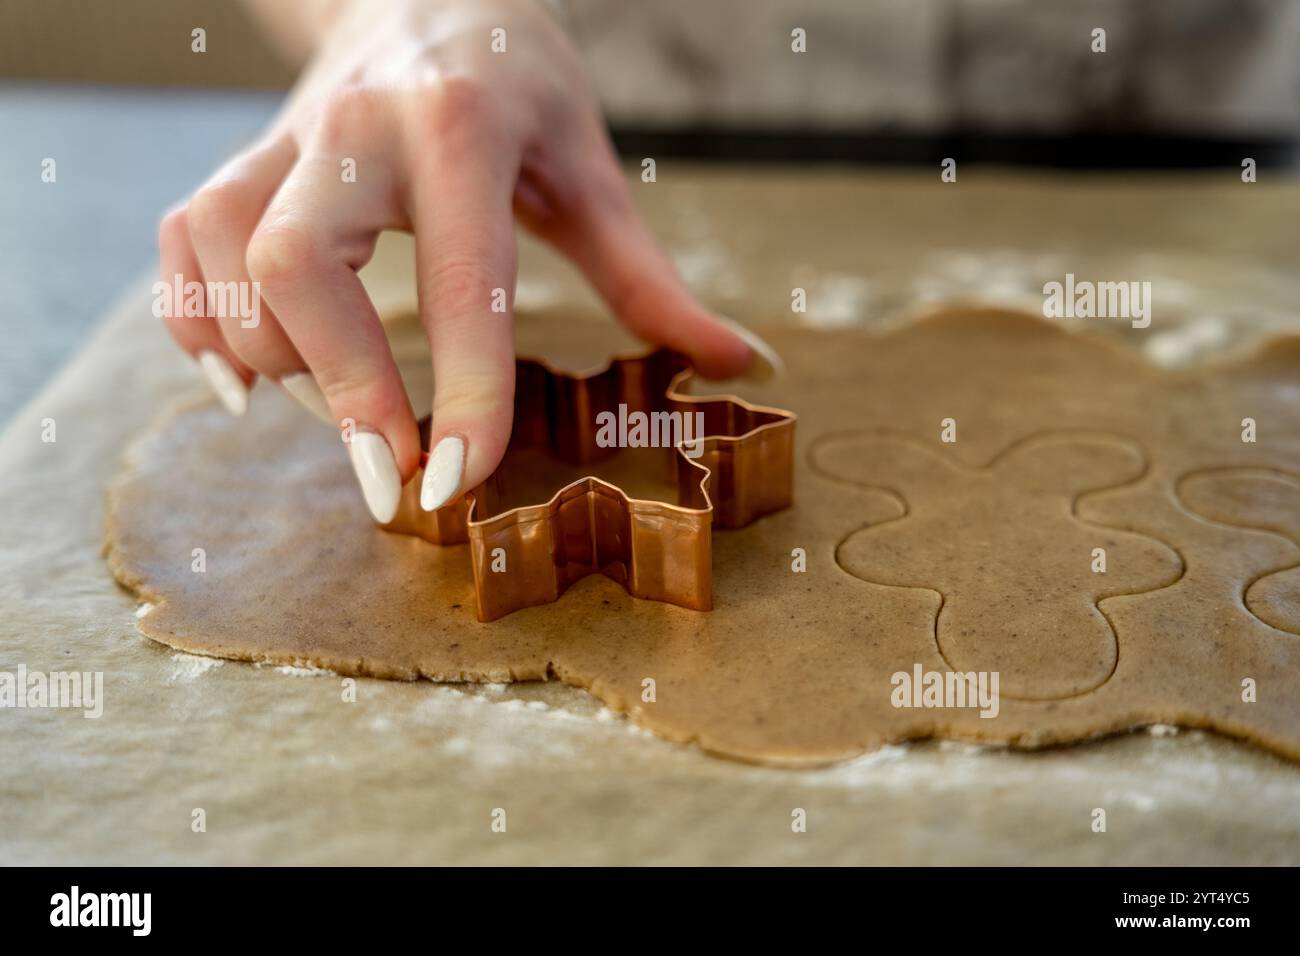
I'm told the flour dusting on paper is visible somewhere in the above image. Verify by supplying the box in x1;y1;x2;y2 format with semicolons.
253;660;336;678
167;653;223;683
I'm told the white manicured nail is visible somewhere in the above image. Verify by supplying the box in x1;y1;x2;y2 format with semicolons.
348;431;401;524
421;435;465;512
280;372;333;424
716;317;784;383
197;351;248;416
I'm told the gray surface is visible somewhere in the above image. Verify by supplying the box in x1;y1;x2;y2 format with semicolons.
0;83;281;422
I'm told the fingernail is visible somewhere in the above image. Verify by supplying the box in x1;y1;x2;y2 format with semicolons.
716;317;784;383
197;351;249;416
348;431;402;524
421;435;465;512
280;372;333;425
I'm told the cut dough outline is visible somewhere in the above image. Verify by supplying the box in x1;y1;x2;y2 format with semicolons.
1174;465;1300;636
809;427;1187;701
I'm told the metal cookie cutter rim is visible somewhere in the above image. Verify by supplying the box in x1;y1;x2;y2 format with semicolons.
382;347;796;621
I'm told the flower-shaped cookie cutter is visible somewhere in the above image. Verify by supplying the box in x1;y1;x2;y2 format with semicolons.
383;349;795;621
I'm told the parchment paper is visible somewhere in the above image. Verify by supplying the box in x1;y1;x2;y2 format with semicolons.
2;167;1299;864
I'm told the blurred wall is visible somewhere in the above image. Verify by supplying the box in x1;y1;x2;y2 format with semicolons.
563;0;1300;134
2;0;1297;135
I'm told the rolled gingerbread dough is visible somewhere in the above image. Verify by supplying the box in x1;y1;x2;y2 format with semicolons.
106;308;1300;765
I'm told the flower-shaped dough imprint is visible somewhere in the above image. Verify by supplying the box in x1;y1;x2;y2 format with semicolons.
811;431;1183;700
1177;467;1300;635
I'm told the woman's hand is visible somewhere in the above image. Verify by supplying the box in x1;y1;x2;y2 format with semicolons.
158;0;779;523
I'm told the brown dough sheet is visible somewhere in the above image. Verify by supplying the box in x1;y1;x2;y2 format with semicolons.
106;307;1300;766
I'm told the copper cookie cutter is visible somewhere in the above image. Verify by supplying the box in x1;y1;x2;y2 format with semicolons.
383;348;795;621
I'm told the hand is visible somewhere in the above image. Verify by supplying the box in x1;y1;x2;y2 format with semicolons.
158;0;780;523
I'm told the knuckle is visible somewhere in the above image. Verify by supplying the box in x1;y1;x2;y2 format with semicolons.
413;75;495;143
425;254;501;314
246;224;321;286
157;206;189;250
186;179;260;247
433;372;510;419
323;370;408;424
220;325;292;379
221;332;273;374
315;86;387;148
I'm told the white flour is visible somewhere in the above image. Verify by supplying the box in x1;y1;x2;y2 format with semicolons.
166;653;223;684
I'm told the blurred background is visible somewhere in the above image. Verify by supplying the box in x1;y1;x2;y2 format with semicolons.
6;0;1300;132
2;0;1298;419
